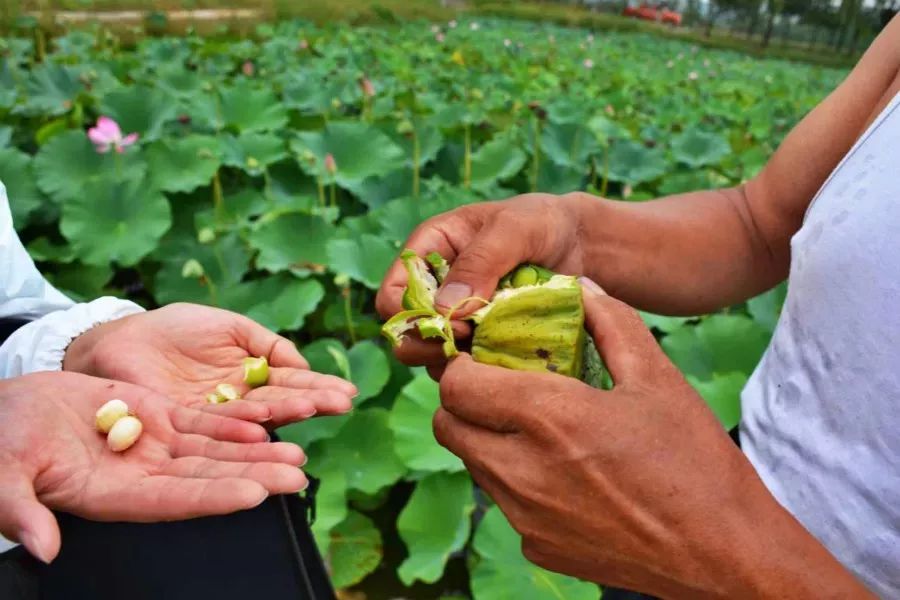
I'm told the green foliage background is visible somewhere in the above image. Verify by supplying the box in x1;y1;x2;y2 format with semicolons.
1;18;840;597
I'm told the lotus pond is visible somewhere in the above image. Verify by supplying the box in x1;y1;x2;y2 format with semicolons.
0;16;845;598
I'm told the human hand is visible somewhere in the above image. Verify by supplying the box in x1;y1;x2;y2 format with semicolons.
432;280;872;598
64;303;357;427
0;371;308;564
376;193;590;373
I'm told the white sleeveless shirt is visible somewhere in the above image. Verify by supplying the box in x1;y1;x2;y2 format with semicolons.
741;93;900;598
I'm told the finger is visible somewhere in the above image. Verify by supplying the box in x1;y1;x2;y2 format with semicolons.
432;407;507;466
580;278;667;385
434;206;551;315
91;477;270;521
233;315;309;369
170;406;269;443
440;354;567;433
391;319;473;367
199;398;272;424
244;386;352;422
267;368;357;397
161;457;307;495
0;468;60;564
426;363;446;382
172;435;305;465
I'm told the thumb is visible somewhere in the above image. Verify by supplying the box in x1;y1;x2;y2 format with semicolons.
434;216;539;315
0;467;61;564
579;277;668;386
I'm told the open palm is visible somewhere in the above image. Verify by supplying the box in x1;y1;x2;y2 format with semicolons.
64;303;357;426
0;372;308;564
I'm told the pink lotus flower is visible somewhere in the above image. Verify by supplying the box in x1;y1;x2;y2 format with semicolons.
324;153;337;175
299;39;309;50
583;58;594;69
435;32;445;43
242;60;254;77
87;116;138;154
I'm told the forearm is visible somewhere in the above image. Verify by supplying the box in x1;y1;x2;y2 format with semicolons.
708;482;875;599
574;186;786;316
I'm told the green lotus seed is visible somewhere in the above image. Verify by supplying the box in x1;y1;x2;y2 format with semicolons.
511;266;539;288
242;356;269;388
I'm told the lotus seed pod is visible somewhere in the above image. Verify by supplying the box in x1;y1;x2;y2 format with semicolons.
399;250;438;311
181;258;204;279
425;252;450;284
242;356;269;388
95;399;129;434
107;416;143;452
215;383;241;402
381;309;435;348
197;227;215;244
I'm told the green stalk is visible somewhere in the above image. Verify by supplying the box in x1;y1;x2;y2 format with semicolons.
316;176;325;207
343;284;357;345
212;170;224;222
205;277;220;307
412;127;420;198
463;123;472;190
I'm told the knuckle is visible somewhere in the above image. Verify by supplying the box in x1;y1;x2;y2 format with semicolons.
431;410;452;448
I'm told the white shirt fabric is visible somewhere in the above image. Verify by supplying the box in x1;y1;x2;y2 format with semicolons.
741;92;900;598
0;181;145;377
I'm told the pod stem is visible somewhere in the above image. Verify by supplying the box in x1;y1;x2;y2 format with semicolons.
212;170;224;222
342;284;357;345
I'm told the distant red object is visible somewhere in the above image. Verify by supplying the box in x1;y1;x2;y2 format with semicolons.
622;4;682;26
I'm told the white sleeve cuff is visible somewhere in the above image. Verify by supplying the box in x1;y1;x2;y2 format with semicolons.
0;296;146;378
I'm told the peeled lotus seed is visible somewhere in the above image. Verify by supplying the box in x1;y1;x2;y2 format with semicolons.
206;392;225;404
242;356;269;388
215;383;241;402
107;416;143;452
95;399;130;434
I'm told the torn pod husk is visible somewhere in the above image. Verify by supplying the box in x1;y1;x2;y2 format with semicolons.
471;273;586;378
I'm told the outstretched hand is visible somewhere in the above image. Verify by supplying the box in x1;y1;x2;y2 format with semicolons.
64;303;357;427
0;372;308;564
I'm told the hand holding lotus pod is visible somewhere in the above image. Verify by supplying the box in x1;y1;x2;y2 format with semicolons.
381;249;610;388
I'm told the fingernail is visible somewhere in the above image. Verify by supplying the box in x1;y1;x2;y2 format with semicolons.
436;282;472;309
264;433;271;442
578;277;607;296
300;454;308;467
300;408;317;419
21;532;50;564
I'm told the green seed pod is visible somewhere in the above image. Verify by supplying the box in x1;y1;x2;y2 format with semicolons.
425;252;450;284
471;275;586;378
400;249;438;311
381;309;437;348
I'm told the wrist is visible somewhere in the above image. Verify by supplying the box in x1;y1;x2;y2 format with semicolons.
705;474;874;599
62;318;119;375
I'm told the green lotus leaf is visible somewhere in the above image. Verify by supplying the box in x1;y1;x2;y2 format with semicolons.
19;62;82;117
608;139;667;185
541;122;601;169
326;233;397;290
34;130;146;203
100;85;177;142
60;174;171;266
661;315;771;380
306;408;406;496
671;129;731;168
0;126;12;147
153;231;251;306
248;212;333;273
469;136;527;191
221;274;324;333
388;374;465;473
220;132;287;176
0;148;43;228
0;60;18;110
327;510;383;589
686;372;747;431
471;506;600;600
145;135;222;193
291;121;406;186
44;262;114;303
220;82;289;132
747;282;787;333
397;472;474;586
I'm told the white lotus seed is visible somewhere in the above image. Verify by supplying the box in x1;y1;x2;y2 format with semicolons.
215;383;241;402
95;399;130;434
206;392;225;404
107;416;143;452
